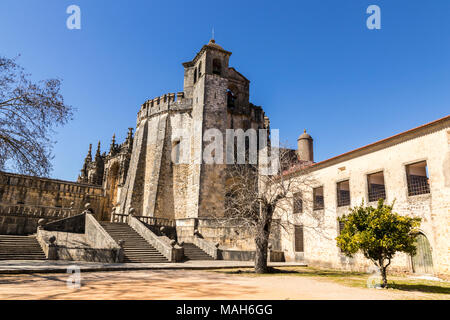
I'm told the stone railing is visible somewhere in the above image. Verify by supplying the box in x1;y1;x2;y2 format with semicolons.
42;213;86;233
85;213;123;262
134;215;175;228
111;212;129;223
192;233;219;260
128;215;183;262
0;202;77;219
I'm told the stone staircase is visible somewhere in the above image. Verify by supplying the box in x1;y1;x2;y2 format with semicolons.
0;235;46;260
182;243;214;261
99;222;168;263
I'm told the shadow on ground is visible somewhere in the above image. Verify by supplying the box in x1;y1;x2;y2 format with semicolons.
389;283;450;295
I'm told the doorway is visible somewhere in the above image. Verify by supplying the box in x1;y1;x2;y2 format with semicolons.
411;233;434;274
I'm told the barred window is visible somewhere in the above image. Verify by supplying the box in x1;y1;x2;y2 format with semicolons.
337;180;350;207
367;171;386;202
338;220;345;234
406;161;430;196
313;186;324;210
293;192;303;213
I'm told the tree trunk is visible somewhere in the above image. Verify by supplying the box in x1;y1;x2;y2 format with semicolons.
254;204;273;274
255;231;269;273
381;267;388;288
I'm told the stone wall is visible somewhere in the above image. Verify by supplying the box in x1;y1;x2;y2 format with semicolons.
0;171;107;235
276;118;450;276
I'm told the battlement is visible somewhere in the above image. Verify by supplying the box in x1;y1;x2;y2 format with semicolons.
137;92;192;122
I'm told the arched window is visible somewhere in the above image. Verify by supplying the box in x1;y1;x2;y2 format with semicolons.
227;89;235;108
213;59;222;75
193;67;197;83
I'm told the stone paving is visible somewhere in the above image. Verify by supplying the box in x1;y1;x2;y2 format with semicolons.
0;268;426;300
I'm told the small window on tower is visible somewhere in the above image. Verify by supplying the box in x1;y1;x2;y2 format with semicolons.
193;67;197;83
227;90;235;108
198;61;202;78
213;59;222;75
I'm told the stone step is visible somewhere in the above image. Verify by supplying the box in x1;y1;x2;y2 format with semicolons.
99;222;168;263
182;243;214;260
0;235;46;261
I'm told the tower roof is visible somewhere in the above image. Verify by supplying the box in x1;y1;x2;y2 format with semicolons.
182;39;232;67
206;39;224;50
298;129;313;140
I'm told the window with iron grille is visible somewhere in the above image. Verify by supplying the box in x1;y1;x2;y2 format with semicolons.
367;171;386;202
406;161;430;196
337;180;350;207
313;186;324;210
338;221;345;234
294;225;304;252
293;192;303;213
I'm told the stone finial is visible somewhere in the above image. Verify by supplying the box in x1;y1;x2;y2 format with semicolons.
194;229;200;236
215;242;220;248
85;144;92;162
118;239;125;247
268;243;273;250
160;226;166;233
84;203;93;214
109;134;116;153
169;240;176;247
95;141;101;161
128;207;135;216
49;236;56;245
37;218;46;228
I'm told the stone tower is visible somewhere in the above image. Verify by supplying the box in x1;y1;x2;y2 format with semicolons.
297;129;314;162
117;39;268;223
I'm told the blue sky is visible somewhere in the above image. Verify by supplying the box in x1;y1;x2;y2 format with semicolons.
1;0;449;181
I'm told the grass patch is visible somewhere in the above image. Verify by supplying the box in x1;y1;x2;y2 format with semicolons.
211;266;450;297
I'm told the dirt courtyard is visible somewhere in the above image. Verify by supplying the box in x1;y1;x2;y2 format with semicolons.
0;269;441;300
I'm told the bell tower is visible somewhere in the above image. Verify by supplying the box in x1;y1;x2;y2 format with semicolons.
182;39;232;217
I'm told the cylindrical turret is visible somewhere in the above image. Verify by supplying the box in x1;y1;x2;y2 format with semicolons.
297;129;314;162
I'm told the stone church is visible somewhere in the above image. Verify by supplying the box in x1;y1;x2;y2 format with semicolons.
0;40;448;277
76;39;269;239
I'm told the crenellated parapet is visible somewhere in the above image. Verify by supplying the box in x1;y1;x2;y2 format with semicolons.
137;92;192;123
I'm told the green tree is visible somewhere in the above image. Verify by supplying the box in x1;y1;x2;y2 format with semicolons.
336;199;421;288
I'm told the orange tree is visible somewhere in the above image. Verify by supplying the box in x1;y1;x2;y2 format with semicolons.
336;199;421;288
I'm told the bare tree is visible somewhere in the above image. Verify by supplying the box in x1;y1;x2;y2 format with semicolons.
0;55;73;176
221;146;314;273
